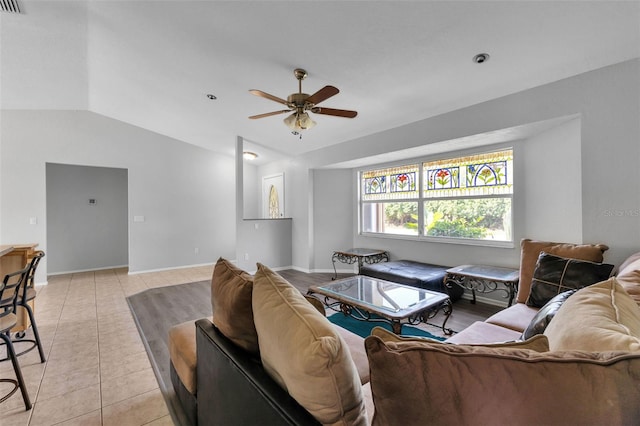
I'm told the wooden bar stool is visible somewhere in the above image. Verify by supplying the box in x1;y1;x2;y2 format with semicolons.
13;251;46;362
0;267;32;410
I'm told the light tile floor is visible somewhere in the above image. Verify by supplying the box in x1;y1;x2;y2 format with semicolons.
0;265;214;426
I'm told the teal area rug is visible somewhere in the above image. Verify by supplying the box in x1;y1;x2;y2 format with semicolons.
328;312;445;341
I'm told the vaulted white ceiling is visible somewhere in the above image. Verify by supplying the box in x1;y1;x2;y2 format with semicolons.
2;1;639;159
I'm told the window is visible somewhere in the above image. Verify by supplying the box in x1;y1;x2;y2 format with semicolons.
360;149;513;243
361;164;419;236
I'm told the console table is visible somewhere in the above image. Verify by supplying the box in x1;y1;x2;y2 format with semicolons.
331;248;389;280
0;243;39;331
444;264;519;306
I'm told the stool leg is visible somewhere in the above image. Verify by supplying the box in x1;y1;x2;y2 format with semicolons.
22;304;46;363
0;332;31;410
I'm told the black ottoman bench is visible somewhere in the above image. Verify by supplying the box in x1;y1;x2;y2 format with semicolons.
360;260;464;302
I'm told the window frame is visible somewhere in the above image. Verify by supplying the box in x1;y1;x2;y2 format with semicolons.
358;147;514;248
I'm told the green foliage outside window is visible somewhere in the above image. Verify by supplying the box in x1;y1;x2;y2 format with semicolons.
424;198;510;239
384;202;418;229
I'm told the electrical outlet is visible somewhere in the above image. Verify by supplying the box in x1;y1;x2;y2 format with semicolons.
194;247;199;255
244;253;249;261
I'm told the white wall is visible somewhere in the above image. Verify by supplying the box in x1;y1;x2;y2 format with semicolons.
297;59;639;270
237;153;313;271
0;1;88;109
235;139;293;271
235;219;292;273
312;169;355;273
46;163;129;273
0;110;236;280
521;118;582;242
242;162;260;219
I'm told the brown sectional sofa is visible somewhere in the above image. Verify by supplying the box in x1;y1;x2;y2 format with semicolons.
446;238;612;344
169;244;640;425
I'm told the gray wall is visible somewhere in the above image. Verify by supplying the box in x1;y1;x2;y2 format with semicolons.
235;138;293;272
1;110;236;281
46;163;129;273
242;162;260;219
312;169;354;273
307;119;581;274
298;59;639;272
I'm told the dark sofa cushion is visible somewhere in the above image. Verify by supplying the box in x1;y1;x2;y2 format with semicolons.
521;289;577;340
526;253;614;308
361;260;463;301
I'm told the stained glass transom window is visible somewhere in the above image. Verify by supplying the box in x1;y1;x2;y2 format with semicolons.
362;165;419;201
423;150;512;198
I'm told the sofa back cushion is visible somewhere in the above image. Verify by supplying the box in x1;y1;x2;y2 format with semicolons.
544;277;640;352
210;257;258;354
371;325;550;352
516;239;609;304
365;335;640;426
616;252;640;306
252;263;367;426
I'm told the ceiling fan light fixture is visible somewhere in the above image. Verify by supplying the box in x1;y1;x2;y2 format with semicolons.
251;68;356;133
297;112;316;130
283;112;316;131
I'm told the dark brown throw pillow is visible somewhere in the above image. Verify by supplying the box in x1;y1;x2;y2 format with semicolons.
526;253;614;308
521;289;577;340
211;257;258;354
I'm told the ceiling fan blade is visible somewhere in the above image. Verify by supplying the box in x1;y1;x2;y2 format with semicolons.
248;110;291;119
249;89;289;106
306;85;339;105
311;107;358;118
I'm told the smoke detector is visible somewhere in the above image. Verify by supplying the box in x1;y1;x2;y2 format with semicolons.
473;53;490;64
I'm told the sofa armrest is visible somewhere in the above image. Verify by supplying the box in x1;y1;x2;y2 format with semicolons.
195;318;320;426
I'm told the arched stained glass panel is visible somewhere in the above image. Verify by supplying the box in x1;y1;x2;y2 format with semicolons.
390;172;416;193
365;176;386;195
426;167;459;190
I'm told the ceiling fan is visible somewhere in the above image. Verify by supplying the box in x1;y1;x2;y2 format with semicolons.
248;68;357;133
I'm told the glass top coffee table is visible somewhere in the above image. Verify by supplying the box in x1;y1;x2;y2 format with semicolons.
308;275;453;335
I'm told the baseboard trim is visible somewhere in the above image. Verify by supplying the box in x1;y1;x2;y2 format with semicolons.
128;262;214;275
48;264;129;276
459;293;510;308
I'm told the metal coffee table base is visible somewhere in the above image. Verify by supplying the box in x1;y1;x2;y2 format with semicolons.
320;298;454;335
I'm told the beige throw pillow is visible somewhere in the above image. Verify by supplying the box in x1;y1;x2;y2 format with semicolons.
210;257;258;354
616;254;640;306
252;263;367;426
516;239;609;304
365;335;640;426
544;277;640;351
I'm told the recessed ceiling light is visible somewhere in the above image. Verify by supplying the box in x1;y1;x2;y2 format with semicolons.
243;151;258;160
206;94;217;100
473;53;490;64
